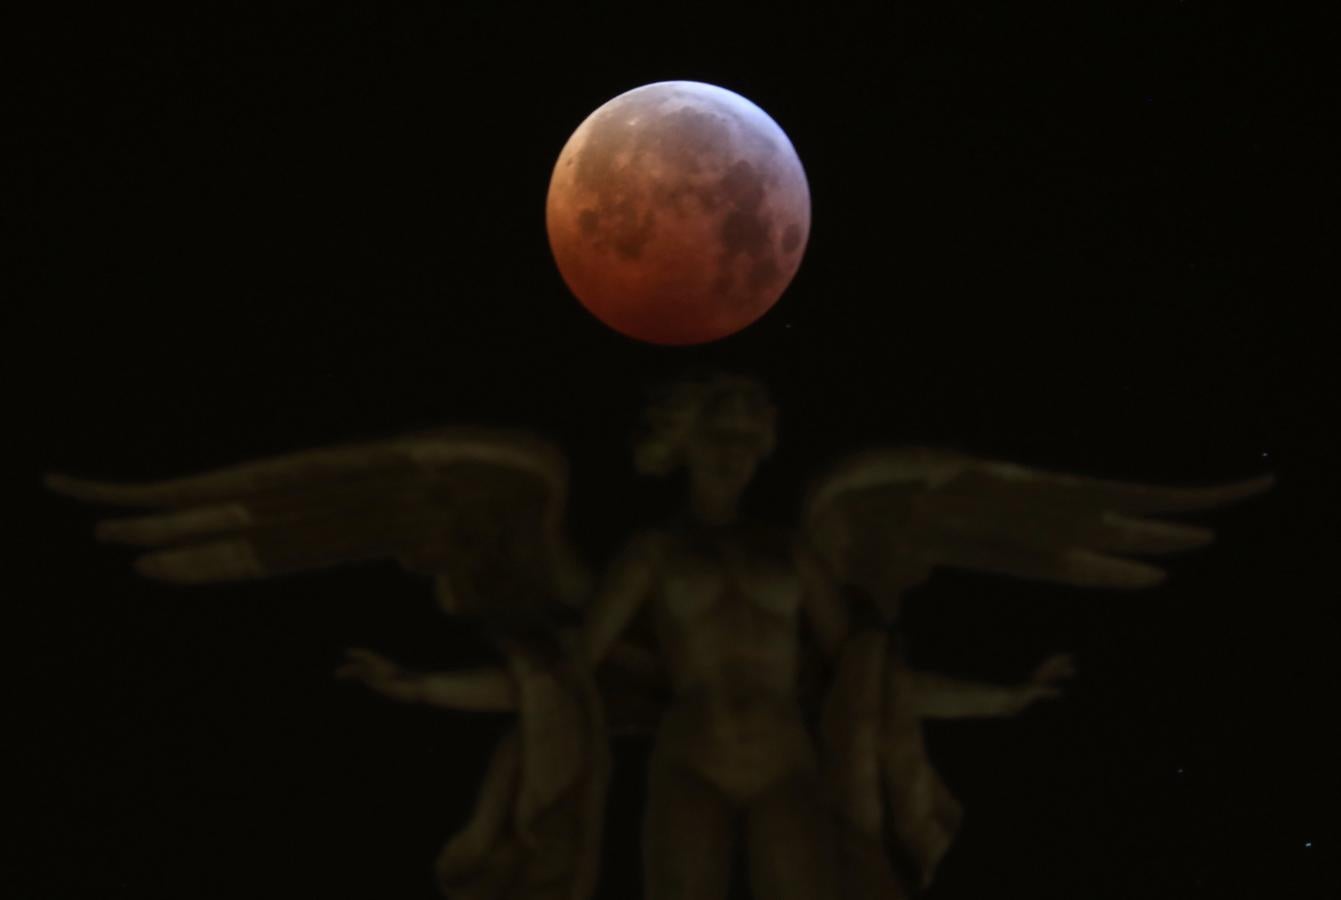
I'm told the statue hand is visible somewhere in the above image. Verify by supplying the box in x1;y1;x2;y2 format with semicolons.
335;648;421;702
1017;652;1077;708
1030;652;1076;686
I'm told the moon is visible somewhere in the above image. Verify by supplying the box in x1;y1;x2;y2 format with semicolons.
546;81;811;345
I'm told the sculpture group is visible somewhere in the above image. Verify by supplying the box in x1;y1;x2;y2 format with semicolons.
47;372;1271;899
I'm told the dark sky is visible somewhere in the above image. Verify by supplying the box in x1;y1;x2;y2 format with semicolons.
18;3;1330;898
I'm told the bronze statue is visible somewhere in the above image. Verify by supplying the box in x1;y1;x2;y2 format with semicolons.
46;372;1271;899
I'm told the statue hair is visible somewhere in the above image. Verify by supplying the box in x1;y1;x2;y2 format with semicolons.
633;370;775;477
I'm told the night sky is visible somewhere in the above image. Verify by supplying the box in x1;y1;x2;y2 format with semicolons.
18;3;1330;898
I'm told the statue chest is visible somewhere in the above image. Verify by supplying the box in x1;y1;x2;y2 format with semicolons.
657;528;802;622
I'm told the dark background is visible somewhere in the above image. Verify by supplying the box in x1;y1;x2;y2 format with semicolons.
16;2;1330;898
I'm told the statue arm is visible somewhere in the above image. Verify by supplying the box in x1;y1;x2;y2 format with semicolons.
581;533;659;667
901;653;1075;719
795;540;850;659
336;649;518;711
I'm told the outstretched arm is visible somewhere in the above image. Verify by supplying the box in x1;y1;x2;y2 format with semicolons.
581;533;659;667
795;540;850;659
336;649;518;711
902;653;1075;719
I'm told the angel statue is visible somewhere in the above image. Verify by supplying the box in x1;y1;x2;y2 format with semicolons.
46;371;1272;899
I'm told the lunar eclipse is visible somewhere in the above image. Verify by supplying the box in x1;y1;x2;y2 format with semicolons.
546;81;811;345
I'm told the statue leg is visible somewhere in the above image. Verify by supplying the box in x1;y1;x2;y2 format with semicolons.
744;772;839;900
643;754;736;900
832;828;917;900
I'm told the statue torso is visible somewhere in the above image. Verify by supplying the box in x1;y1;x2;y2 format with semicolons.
644;522;816;800
651;522;802;699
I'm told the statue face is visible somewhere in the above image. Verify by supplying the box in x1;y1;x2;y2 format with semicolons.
685;383;776;493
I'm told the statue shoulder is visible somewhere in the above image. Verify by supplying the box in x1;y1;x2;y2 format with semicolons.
620;527;674;567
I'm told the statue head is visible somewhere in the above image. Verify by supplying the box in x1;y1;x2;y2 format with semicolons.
634;371;777;504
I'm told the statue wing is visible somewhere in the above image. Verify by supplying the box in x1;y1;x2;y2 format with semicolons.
803;445;1274;620
45;426;589;621
805;449;1272;890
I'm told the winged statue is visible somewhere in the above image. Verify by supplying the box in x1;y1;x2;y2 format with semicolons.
45;371;1273;899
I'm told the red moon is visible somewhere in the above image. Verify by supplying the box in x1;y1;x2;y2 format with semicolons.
546;81;811;345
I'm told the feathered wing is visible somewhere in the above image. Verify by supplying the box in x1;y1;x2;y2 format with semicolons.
804;446;1273;891
48;427;618;899
804;446;1274;621
45;426;589;621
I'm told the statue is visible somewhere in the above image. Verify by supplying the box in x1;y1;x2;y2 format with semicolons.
46;372;1272;899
